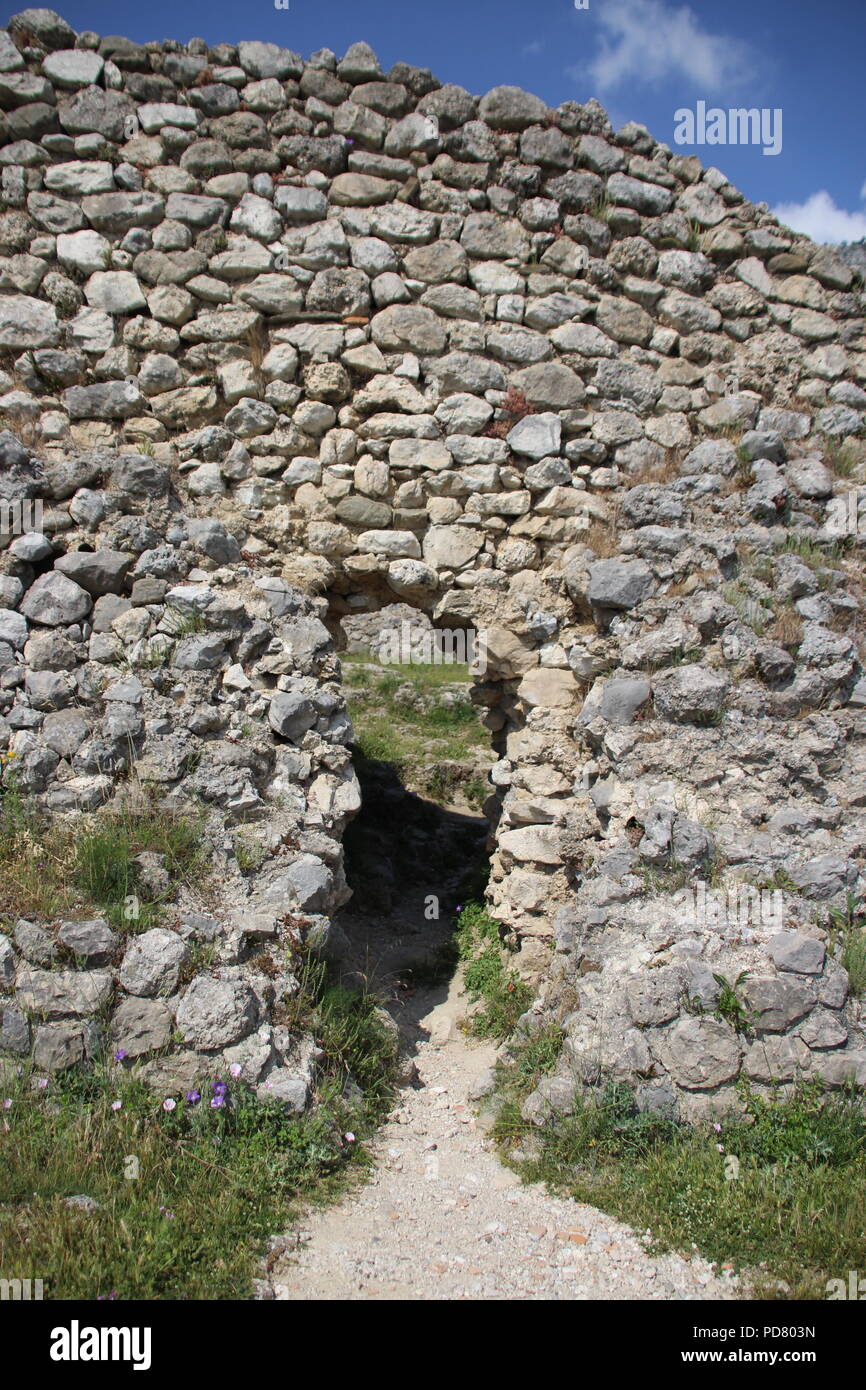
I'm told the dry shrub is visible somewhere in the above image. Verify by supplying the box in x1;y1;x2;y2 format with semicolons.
583;519;620;557
484;386;536;440
632;448;684;485
768;609;804;649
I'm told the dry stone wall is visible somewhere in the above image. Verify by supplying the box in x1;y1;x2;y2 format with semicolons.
2;10;866;1116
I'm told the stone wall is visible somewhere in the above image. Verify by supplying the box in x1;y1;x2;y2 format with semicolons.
2;10;866;1115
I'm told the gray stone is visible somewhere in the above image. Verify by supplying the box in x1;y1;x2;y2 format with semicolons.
63;381;144;420
237;40;303;80
20;571;92;626
266;855;334;911
274;185;327;224
0;608;28;649
506;413;561;459
54;549;134;597
810;1050;866;1089
0;1006;30;1054
32;1022;95;1071
268;688;318;741
608;172;673;215
600;677;651;725
0;293;58;348
767;932;826;975
478;85;548;130
57;918;118;965
84;270;146;315
654;1016;741;1089
0;932;16;984
460;212;530;261
176;974;258;1049
109;996;173;1057
255;1070;309;1110
43;50;104;89
788;855;857;901
118;928;189;997
10;9;77;50
14;919;56;966
652;665;729;724
370;303;446;354
16;968;113;1017
81;191;165;235
626;966;683;1026
743;1035;809;1084
587;559;655;611
740;975;815;1033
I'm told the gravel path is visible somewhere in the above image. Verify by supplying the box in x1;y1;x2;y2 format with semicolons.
271;969;739;1302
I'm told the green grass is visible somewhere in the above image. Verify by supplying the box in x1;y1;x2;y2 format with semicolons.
455;901;533;1039
819;437;866;479
723;581;770;635
344;652;491;807
776;533;850;574
826;894;866;996
491;1061;866;1300
0;957;399;1300
281;956;400;1122
343;653;476;691
73;810;204;930
0;775;204;932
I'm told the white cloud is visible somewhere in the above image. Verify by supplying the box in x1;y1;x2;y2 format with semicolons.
522;39;544;57
772;191;866;245
578;0;754;94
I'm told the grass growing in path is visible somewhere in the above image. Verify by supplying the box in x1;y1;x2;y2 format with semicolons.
455;901;533;1039
0;959;399;1300
491;1037;866;1300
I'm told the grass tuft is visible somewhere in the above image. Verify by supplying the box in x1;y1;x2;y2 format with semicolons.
455;901;533;1039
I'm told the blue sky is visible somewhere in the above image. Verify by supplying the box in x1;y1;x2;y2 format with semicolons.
20;0;866;243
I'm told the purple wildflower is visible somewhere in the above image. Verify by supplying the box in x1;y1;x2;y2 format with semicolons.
114;1050;128;1062
186;1090;201;1105
211;1095;225;1109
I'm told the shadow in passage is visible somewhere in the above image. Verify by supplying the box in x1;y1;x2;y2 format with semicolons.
333;746;489;1052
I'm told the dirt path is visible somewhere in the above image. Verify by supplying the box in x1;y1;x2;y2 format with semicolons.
271;965;738;1302
266;780;738;1301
